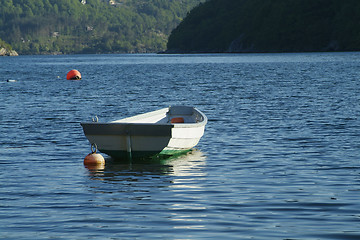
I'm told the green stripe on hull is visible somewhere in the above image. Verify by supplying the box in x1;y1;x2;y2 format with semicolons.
159;149;191;156
100;148;191;160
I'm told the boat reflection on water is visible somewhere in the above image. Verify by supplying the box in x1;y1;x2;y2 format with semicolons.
84;149;207;180
83;149;208;231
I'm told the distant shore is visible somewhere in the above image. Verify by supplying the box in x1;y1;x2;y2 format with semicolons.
0;48;19;56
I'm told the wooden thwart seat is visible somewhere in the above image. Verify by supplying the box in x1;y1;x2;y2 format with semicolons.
171;117;185;123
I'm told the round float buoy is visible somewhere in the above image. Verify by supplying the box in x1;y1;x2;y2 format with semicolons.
66;69;81;80
84;152;105;166
84;143;105;169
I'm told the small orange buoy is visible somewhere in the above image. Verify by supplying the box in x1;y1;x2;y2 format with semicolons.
66;69;81;80
84;153;105;167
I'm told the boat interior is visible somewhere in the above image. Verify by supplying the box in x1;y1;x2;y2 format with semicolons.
111;106;205;125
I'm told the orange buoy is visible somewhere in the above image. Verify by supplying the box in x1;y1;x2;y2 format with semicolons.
66;69;81;80
84;153;105;167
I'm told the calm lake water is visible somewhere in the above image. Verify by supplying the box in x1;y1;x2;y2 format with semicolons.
0;53;359;239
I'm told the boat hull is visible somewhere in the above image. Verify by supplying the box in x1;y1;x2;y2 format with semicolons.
80;106;207;160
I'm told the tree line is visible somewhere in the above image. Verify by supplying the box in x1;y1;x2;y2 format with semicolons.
167;0;360;53
0;0;204;54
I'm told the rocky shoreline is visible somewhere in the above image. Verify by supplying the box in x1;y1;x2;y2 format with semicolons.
0;48;19;56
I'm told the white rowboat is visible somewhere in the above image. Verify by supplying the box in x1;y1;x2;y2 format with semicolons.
80;106;207;159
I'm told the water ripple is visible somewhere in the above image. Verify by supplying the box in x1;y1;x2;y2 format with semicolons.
1;53;360;239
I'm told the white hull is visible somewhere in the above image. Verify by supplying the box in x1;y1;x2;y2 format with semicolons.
81;106;207;159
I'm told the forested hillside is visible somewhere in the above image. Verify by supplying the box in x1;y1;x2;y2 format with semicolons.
0;38;11;50
0;0;204;54
167;0;360;53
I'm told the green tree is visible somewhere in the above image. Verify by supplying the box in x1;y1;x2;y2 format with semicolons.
167;0;360;53
0;0;204;54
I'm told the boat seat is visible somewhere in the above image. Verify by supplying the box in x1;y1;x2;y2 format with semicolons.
170;117;185;123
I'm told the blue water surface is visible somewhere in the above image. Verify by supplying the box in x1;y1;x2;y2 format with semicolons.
0;52;359;239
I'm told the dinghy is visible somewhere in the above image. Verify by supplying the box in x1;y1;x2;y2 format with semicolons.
81;106;207;159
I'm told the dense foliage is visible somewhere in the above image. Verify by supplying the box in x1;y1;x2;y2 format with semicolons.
0;38;12;50
167;0;360;53
0;0;204;54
